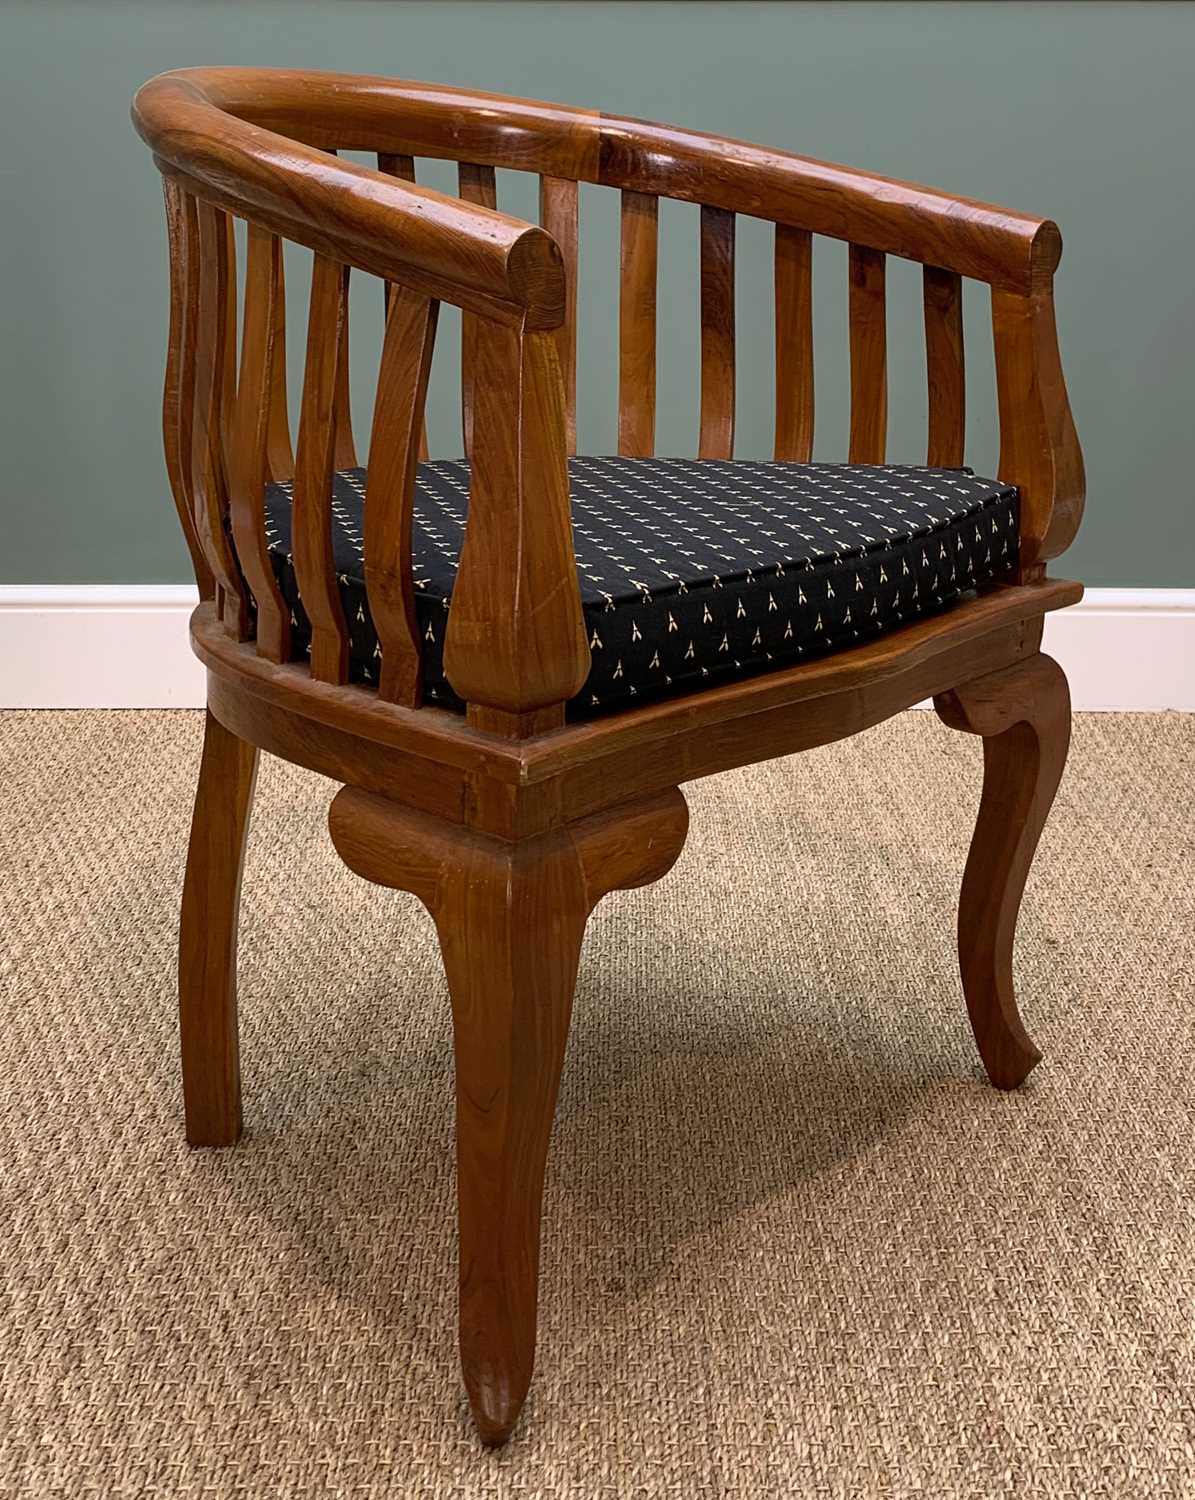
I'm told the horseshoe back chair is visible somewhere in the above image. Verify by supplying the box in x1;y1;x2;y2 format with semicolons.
132;68;1084;1445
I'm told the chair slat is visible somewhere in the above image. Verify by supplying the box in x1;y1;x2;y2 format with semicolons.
459;162;498;460
320;150;357;471
221;213;238;458
161;181;214;596
265;243;294;481
365;285;439;705
293;253;353;683
378;151;416;181
774;223;814;461
698;205;736;460
331;268;358;470
539;175;579;453
923;266;966;467
229;224;292;664
848;244;888;464
193;198;249;636
378;153;430;461
618;190;658;458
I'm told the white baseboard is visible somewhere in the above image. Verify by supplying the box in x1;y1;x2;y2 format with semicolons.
1040;588;1194;712
0;585;1191;711
0;585;205;709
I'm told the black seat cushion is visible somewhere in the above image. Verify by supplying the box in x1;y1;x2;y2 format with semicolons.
263;458;1018;717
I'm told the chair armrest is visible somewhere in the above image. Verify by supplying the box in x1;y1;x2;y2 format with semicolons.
133;70;565;329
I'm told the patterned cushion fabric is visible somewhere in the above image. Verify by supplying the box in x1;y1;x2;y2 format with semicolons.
263;458;1019;717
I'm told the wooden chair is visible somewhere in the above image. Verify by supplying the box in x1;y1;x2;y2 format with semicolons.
132;68;1084;1445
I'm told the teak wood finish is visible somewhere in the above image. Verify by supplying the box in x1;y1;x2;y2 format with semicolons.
133;68;1086;1445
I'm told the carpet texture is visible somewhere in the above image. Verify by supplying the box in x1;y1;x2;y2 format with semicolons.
1;709;1192;1499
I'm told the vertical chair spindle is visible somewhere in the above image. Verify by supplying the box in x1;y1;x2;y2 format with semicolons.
364;285;439;706
618;190;658;458
332;270;357;470
378;152;430;461
458;163;498;461
774;224;814;461
324;150;357;470
377;151;416;182
229;224;292;664
220;213;238;460
193;198;249;636
848;244;887;464
698;205;735;460
162;180;214;597
923;266;966;467
265;239;294;482
293;253;353;684
539;175;579;454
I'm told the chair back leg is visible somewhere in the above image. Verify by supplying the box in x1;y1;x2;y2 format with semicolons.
934;653;1071;1089
179;709;258;1145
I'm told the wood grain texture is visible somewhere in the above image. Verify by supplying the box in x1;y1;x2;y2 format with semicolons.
221;212;238;459
229;224;292;663
923;266;965;468
135;75;567;329
848;243;887;464
444;321;590;731
144;67;1057;292
322;151;356;469
377;151;416;181
597;108;1059;293
933;653;1071;1089
327;787;689;1444
773;223;814;462
698;205;735;459
292;253;352;684
161;180;214;597
138;69;601;178
178;709;258;1146
192;199;248;636
992;286;1085;575
539;175;579;453
377;152;430;460
459;162;499;460
618;190;658;457
364;285;438;705
332;273;357;471
265;240;294;481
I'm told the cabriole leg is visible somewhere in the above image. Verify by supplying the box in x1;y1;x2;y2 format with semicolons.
329;786;688;1443
933;653;1071;1089
437;830;589;1444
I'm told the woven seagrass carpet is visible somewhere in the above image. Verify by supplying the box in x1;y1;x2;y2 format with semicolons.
1;709;1192;1499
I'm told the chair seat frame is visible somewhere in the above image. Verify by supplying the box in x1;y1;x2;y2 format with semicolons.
134;67;1085;1445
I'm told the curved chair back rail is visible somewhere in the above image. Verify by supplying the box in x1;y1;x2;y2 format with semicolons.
133;67;1085;737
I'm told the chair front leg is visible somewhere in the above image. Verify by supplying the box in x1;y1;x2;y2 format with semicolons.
329;785;688;1443
933;652;1071;1089
435;831;590;1445
179;707;259;1145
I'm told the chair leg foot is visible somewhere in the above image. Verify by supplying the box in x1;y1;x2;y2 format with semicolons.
178;708;258;1145
933;653;1071;1090
329;785;688;1444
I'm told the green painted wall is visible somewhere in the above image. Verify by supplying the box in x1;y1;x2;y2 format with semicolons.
2;0;1192;587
